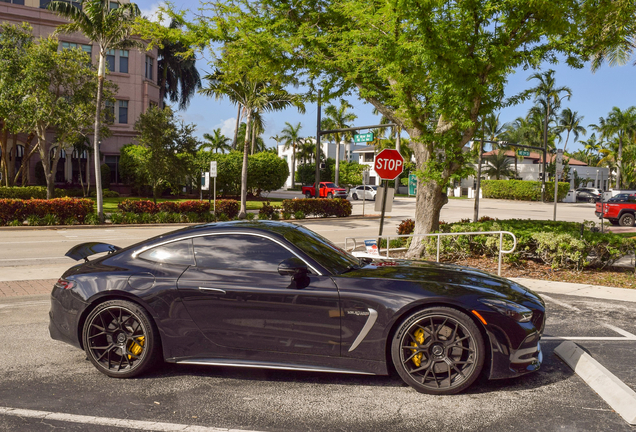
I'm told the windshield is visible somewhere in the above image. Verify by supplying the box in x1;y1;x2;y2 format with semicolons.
284;225;360;275
324;183;338;188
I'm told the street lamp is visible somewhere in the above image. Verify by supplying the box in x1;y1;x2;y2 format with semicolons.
596;169;599;189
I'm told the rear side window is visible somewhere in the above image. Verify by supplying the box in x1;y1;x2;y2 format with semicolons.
138;239;195;265
193;234;295;271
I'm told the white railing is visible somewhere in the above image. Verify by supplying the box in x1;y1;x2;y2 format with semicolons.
345;231;517;276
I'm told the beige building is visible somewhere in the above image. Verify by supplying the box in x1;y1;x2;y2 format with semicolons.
0;0;159;192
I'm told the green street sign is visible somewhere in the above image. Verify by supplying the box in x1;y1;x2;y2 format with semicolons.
354;132;374;143
408;173;417;196
517;150;530;157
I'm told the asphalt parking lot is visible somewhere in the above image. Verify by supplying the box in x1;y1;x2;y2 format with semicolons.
1;288;635;431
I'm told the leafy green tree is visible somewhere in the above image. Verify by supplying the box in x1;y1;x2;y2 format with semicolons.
141;0;635;257
594;106;636;188
321;100;357;185
157;19;202;110
483;151;516;180
338;161;365;188
200;71;302;217
280;122;304;188
48;0;142;221
121;106;197;202
557;108;587;153
201;128;232;153
247;151;289;193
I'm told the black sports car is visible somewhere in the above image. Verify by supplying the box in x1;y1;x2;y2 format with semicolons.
49;221;544;395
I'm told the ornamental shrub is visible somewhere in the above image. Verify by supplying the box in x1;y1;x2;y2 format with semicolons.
397;219;415;235
214;199;239;219
258;201;276;219
117;199;159;214
0;186;86;199
158;201;180;213
481;180;569;201
179;200;210;215
281;198;352;218
0;197;93;225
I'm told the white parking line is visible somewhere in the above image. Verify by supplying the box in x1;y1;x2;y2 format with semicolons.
602;323;636;339
0;406;264;432
541;294;581;312
0;301;49;310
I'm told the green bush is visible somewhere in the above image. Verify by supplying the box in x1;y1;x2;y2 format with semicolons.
258;201;277;219
0;186;86;199
294;211;305;219
109;212;124;224
0;197;93;225
418;219;636;270
281;198;352;218
481;180;569;201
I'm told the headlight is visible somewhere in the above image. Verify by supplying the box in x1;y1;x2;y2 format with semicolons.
480;298;533;323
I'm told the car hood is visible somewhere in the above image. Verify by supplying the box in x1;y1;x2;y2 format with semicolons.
341;259;542;304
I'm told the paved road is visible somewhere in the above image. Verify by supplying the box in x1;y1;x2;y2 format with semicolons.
1;288;635;431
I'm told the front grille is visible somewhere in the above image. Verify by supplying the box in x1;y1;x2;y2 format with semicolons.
532;310;545;333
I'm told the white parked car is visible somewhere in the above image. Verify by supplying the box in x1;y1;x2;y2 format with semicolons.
349;185;377;201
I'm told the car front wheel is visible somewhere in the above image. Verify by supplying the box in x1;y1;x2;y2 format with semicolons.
619;213;635;227
327;192;333;199
391;307;485;395
83;300;161;378
352;193;358;200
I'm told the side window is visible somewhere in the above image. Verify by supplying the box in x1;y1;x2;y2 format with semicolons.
138;239;195;266
193;234;296;272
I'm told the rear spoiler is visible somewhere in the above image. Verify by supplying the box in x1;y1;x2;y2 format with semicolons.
66;242;121;262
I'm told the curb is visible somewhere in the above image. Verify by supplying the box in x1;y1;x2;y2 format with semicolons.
554;341;636;425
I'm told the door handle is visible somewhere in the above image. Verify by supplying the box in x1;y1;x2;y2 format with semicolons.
198;287;226;295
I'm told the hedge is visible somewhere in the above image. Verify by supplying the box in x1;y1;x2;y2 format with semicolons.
281;198;352;218
481;180;569;201
0;198;93;225
118;199;216;215
0;186;118;199
408;219;635;270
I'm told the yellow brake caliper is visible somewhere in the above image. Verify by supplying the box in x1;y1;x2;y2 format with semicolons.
128;336;145;359
410;329;425;367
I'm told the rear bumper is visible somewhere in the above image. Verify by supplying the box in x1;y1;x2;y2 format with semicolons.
49;285;88;349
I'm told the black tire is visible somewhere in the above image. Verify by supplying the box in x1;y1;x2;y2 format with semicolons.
589;198;596;203
619;213;635;227
327;192;333;199
83;300;161;378
305;192;312;199
352;193;358;200
391;307;485;395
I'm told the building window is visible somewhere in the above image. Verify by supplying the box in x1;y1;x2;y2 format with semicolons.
104;100;115;124
106;49;115;72
145;56;153;80
109;1;118;9
4;0;25;5
105;155;120;184
118;100;128;124
41;0;79;9
60;42;92;62
119;50;128;73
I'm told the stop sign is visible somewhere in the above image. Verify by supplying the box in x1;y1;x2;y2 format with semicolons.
374;149;404;180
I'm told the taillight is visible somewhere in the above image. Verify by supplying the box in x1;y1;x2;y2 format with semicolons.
55;279;75;290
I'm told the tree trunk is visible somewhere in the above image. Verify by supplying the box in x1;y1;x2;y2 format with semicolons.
238;111;251;219
7;136;16;186
36;124;60;200
93;51;106;223
14;133;36;186
85;149;91;196
251;121;256;155
405;180;448;258
232;104;241;150
0;126;8;187
616;136;622;189
290;143;296;189
335;141;341;185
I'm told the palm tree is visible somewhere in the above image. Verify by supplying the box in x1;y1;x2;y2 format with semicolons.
594;106;636;188
578;133;603;166
557;108;586;153
525;70;572;199
296;139;315;164
280;122;304;187
200;128;231;153
200;71;303;217
322;100;357;185
484;150;516;180
157;19;201;110
48;0;142;222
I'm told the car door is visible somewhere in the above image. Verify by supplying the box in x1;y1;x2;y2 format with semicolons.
177;233;341;357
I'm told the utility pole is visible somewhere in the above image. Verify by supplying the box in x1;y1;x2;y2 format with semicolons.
315;90;321;198
473;122;484;222
541;105;550;202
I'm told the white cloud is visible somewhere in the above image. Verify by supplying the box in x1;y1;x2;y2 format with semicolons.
212;118;237;139
140;2;170;25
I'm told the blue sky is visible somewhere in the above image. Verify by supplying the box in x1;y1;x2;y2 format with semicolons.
137;0;635;154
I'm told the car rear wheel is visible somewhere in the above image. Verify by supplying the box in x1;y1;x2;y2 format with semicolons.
391;307;485;395
352;193;358;200
83;300;161;378
305;192;312;199
619;213;635;227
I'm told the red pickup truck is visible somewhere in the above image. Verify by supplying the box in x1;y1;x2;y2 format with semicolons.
595;194;636;226
302;182;348;199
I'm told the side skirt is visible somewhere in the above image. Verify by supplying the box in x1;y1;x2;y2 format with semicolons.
173;358;377;375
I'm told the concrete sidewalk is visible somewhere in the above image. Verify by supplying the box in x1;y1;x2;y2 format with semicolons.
2;276;635;303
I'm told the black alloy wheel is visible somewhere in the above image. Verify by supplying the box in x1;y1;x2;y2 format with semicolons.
391;307;484;395
352;193;359;200
589;197;597;203
619;213;635;227
83;300;160;378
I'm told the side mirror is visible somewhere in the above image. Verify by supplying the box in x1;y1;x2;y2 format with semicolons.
278;257;309;277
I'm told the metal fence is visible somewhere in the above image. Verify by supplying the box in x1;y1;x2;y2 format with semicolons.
345;231;517;276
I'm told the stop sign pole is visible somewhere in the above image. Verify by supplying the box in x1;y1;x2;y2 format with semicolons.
374;149;404;237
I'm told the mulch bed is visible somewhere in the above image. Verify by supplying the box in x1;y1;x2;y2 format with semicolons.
445;256;636;290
